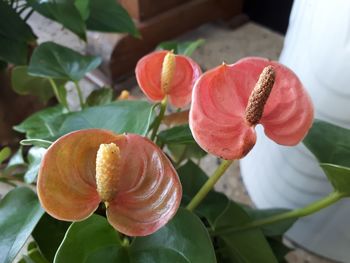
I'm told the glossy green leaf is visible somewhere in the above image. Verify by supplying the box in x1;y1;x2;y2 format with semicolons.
28;42;102;81
21;139;53;148
158;124;195;144
11;66;55;102
15;101;155;140
157;39;205;56
56;209;216;263
86;0;139;37
0;34;28;65
0;147;11;164
74;0;90;20
303;119;350;167
58;100;155;137
0;1;36;42
130;208;216;263
54;214;125;263
320;163;350;194
244;208;296;236
5;147;27;175
267;237;292;263
178;161;278;263
33;214;70;262
86;88;113;106
28;0;86;40
14;105;67;140
24;147;47;183
0;187;44;263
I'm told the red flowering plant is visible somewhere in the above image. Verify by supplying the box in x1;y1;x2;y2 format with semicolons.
1;39;350;263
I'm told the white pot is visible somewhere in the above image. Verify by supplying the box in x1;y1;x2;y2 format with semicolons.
240;0;350;262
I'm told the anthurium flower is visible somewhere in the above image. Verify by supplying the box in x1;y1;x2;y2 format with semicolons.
37;129;182;236
135;50;201;108
189;57;314;160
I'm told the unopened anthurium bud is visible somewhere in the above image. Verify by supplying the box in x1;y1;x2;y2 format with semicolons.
96;143;120;203
161;51;176;94
245;66;276;126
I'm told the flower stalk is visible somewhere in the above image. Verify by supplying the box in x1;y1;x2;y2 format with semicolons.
215;191;346;235
187;159;234;211
150;96;168;141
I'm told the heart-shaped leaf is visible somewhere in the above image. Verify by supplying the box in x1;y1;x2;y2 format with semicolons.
0;187;44;263
55;209;216;263
303;119;350;167
86;88;113;106
11;66;55;102
14;101;155;140
320;163;350;195
24;147;47;184
28;42;101;81
86;0;139;37
178;161;278;263
28;0;86;40
33;214;70;262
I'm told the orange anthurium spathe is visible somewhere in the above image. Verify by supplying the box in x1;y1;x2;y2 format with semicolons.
189;57;314;160
135;50;201;108
37;129;182;236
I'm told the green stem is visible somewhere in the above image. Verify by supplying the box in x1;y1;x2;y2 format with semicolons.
49;78;64;104
187;159;234;211
215;191;346;235
74;81;85;109
150;97;167;141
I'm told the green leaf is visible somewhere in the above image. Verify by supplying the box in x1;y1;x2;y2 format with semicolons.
54;214;125;263
267;237;292;263
28;0;86;40
0;34;28;65
58;100;155;137
0;187;44;263
14;105;67;140
33;214;70;262
157;39;205;56
74;0;90;20
158;125;206;161
5;147;27;175
55;209;216;263
86;0;139;37
24;147;47;183
20;247;50;263
178;161;278;263
320;163;350;194
21;139;53;148
244;208;296;237
11;66;55;102
158;124;195;144
0;147;11;164
130;208;216;263
15;101;155;140
28;42;102;81
303;119;350;167
215;202;277;263
0;1;36;42
86;88;113;106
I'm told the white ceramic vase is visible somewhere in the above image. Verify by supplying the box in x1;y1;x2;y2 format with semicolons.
240;0;350;262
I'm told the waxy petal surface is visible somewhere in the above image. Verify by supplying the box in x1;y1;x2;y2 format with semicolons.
190;57;313;159
38;129;182;236
106;134;182;236
38;129;118;221
135;51;201;108
190;64;256;159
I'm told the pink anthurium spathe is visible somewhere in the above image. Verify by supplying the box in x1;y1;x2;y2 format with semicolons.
189;57;314;160
37;129;182;236
135;50;201;108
